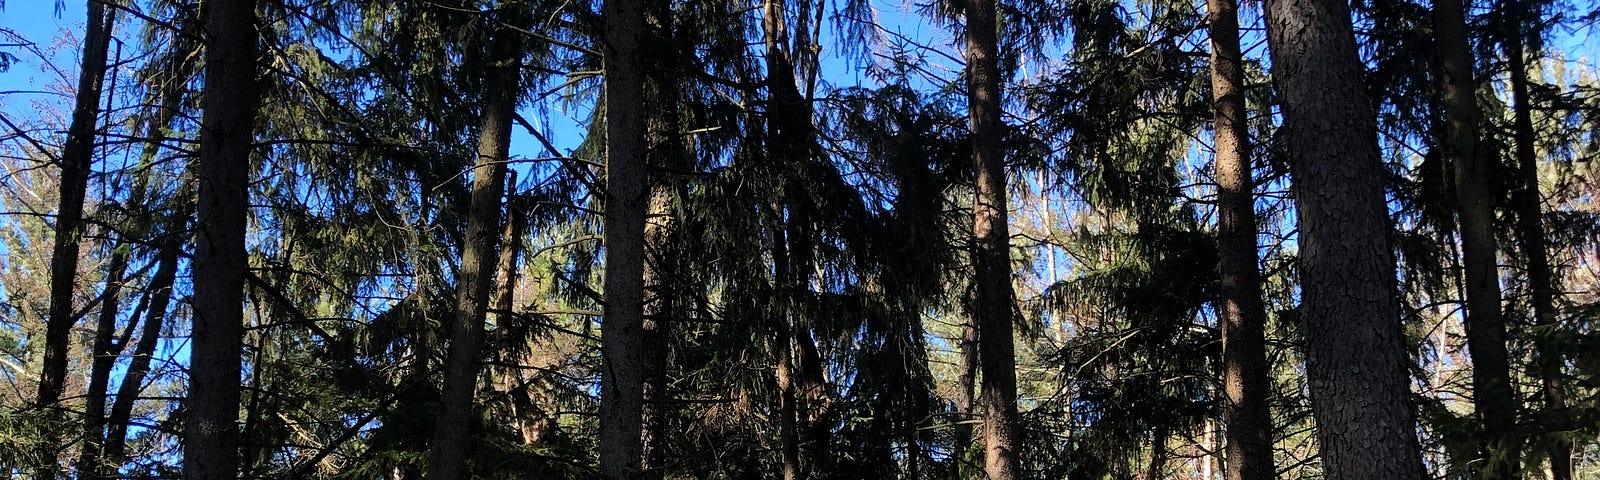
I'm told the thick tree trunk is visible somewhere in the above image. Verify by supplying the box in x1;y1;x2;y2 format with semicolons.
1432;0;1520;477
425;19;522;480
185;0;259;476
1260;0;1427;477
1500;4;1569;478
103;234;179;475
965;0;1022;477
600;0;649;475
1205;0;1275;478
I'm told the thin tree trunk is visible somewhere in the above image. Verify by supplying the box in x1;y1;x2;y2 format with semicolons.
955;310;979;476
103;229;180;476
1501;4;1570;478
1147;427;1167;480
776;320;801;480
639;3;682;473
425;18;522;480
1432;0;1520;476
600;0;649;474
76;241;129;476
99;57;190;476
1205;0;1275;478
763;1;808;477
185;0;259;476
38;0;114;408
1260;0;1427;476
640;182;675;480
38;10;115;475
965;0;1022;477
491;177;533;444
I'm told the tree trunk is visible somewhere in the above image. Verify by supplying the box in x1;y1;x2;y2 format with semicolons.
1500;4;1570;478
1205;0;1275;479
639;3;682;474
76;241;129;476
762;1;809;478
1260;0;1427;477
640;182;675;480
1146;427;1167;480
965;0;1022;477
185;0;259;476
600;0;649;475
39;0;115;408
425;19;522;480
103;232;179;475
491;178;533;444
955;309;979;476
1432;0;1520;477
38;11;115;475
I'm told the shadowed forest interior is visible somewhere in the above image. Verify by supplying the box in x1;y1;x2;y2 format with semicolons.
0;0;1598;478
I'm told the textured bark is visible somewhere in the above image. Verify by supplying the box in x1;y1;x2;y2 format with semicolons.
1206;0;1275;478
1500;4;1570;477
425;20;522;480
600;0;649;475
104;236;179;474
185;0;259;476
965;0;1022;477
1432;0;1520;476
38;2;115;435
1261;0;1427;477
638;3;681;475
639;183;674;480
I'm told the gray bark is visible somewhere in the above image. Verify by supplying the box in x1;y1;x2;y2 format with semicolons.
1261;0;1428;476
600;0;649;475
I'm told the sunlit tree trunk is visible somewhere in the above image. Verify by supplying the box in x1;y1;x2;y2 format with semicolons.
1261;0;1427;476
1205;0;1274;477
965;0;1022;476
637;3;683;476
490;176;534;445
